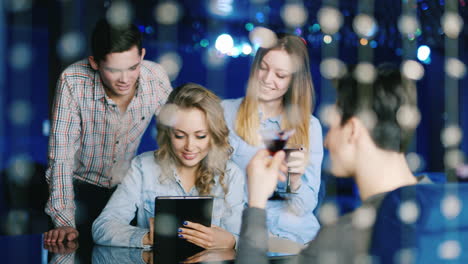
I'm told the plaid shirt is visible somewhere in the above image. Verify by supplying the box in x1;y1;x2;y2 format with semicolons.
45;59;172;228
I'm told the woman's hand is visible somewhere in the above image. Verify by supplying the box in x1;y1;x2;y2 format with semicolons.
286;147;307;191
178;221;235;249
247;150;287;208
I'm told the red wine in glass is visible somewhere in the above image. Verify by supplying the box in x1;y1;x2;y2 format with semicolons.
259;129;296;200
260;129;295;155
264;138;288;155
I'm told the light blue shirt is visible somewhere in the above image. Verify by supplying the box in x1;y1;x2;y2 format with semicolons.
221;98;323;244
92;151;245;248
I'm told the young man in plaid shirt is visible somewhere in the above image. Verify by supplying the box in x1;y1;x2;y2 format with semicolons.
43;19;172;243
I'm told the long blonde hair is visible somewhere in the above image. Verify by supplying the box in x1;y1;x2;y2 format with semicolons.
235;33;314;149
155;83;232;195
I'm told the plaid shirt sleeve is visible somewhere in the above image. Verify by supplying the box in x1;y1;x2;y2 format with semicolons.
45;74;82;228
146;62;172;117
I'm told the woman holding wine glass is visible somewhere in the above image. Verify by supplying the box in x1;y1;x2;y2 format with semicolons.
221;33;323;250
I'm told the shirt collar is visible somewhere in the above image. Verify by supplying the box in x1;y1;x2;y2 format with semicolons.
93;70;106;101
258;109;282;124
170;166;220;185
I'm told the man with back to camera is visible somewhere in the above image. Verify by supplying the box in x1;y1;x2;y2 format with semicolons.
235;63;432;263
43;19;172;243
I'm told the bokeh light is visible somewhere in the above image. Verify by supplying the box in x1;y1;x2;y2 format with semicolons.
323;35;333;44
200;39;209;48
155;213;178;236
401;60;425;81
57;32;86;60
317;7;343;35
318;202;339;226
203;48;227;68
444;149;465;169
158;103;180;127
438;240;461;260
5;0;32;12
359;38;368;46
357;110;377;132
441;12;464;39
353;14;378;39
42;119;50;137
280;3;308;28
441;125;463;148
417;45;431;63
7;154;34;186
249;26;277;49
5;210;28;235
406;152;425;172
441;195;462;220
106;1;133;27
158;52;182;81
9;43;32;70
155;2;183;25
354;62;376;84
208;0;233;16
8;100;33;126
215;34;234;54
445;58;467;79
320;58;347;79
394;248;416;264
245;23;254;32
352;205;376;230
227;46;241;57
318;104;340;128
241;43;253;55
396;105;421;130
456;165;468;180
398;15;420;35
398;200;419;224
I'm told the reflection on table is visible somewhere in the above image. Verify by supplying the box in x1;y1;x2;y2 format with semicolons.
93;246;236;264
0;234;296;264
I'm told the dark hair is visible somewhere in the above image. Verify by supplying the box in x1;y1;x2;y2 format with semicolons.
335;63;418;152
91;19;142;63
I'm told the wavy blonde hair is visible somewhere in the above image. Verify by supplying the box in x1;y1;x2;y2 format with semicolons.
235;33;314;149
155;83;232;196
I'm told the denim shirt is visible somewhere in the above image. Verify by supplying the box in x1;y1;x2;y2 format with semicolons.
92;151;245;248
221;98;323;244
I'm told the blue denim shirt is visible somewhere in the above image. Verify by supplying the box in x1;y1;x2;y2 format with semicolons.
92;151;245;248
221;98;323;244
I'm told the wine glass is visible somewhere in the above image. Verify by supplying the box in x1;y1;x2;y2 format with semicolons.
260;129;295;155
259;129;295;200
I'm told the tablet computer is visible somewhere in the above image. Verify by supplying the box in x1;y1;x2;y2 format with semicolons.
153;196;213;263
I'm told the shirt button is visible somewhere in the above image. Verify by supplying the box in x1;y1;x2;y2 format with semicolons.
141;116;145;120
116;140;119;144
113;160;116;163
